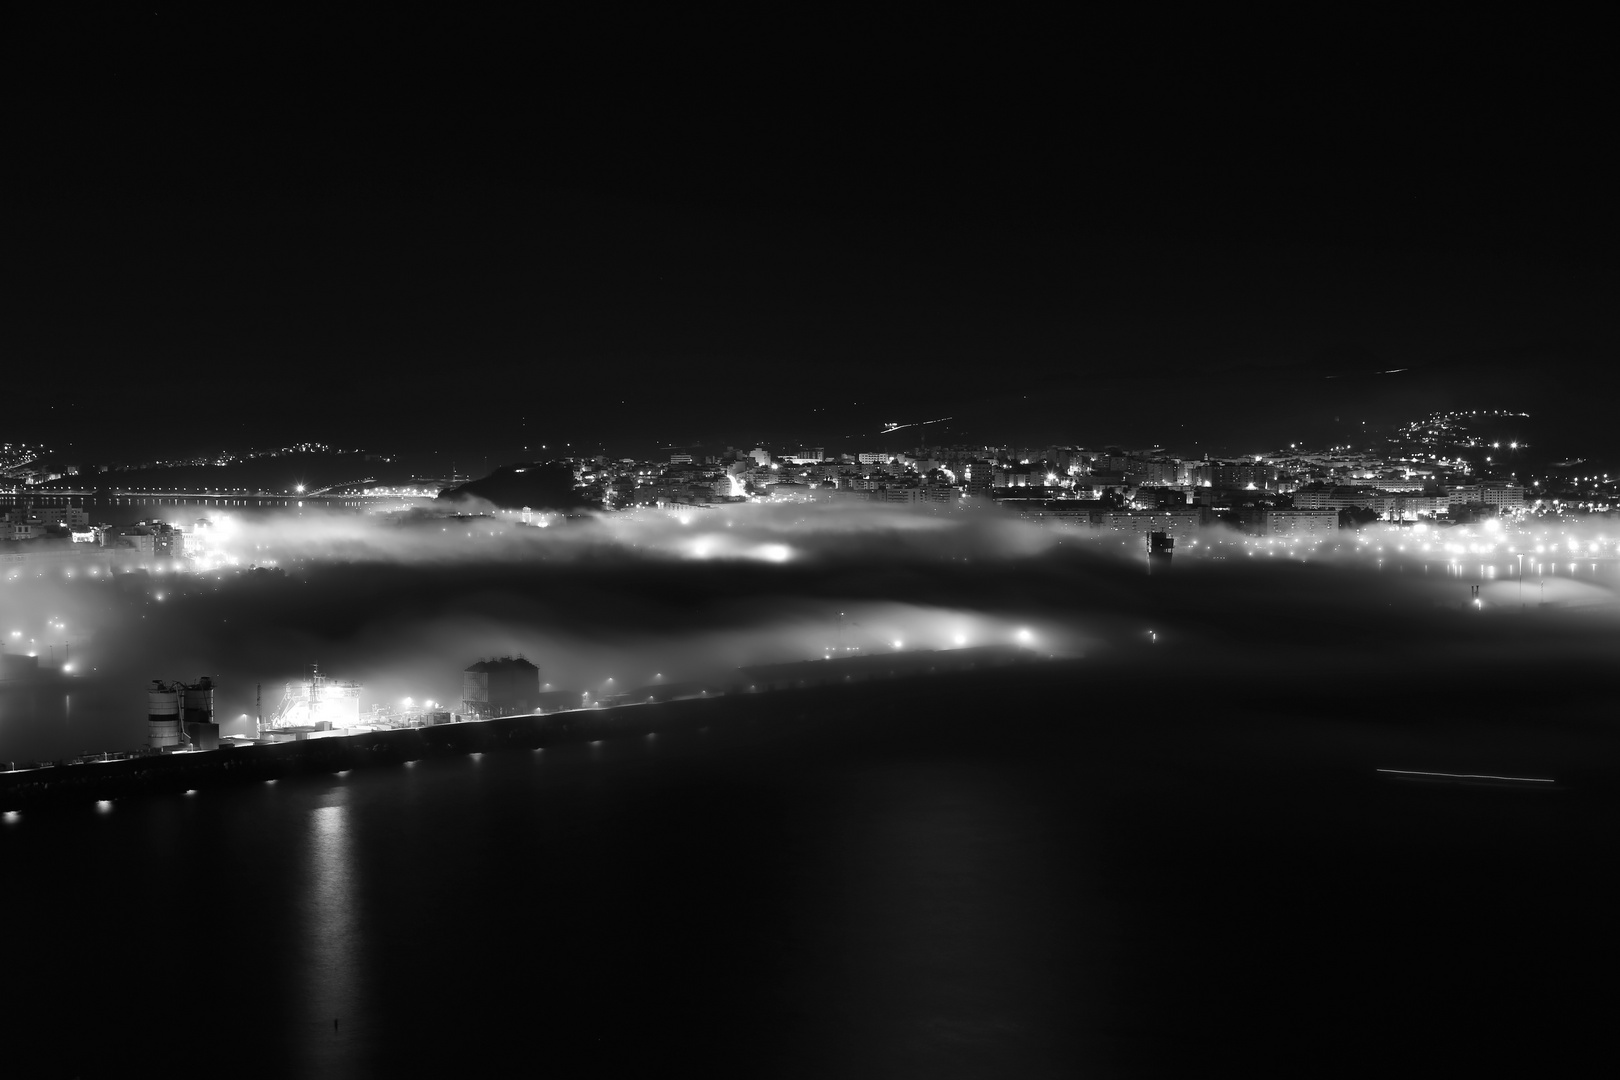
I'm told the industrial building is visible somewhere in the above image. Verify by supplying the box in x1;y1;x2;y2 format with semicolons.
265;667;362;732
147;676;219;751
182;676;220;749
462;656;541;719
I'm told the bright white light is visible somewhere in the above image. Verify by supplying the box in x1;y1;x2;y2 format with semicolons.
954;634;967;647
1017;628;1033;644
750;543;793;563
892;640;903;649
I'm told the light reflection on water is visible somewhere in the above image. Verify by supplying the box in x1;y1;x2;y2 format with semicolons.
301;799;362;1078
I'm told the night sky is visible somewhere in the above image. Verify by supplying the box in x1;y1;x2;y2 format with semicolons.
6;11;1616;462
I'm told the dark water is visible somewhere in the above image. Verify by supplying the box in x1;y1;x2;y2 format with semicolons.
0;679;148;764
3;671;1617;1078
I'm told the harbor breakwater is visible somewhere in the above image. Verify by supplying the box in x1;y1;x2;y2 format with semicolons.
0;657;1059;811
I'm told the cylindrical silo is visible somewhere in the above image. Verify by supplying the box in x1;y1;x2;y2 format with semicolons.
148;683;181;748
182;677;215;726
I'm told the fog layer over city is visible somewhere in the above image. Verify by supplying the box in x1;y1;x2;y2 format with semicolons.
5;498;1620;760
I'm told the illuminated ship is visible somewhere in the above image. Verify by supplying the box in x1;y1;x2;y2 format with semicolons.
264;665;362;733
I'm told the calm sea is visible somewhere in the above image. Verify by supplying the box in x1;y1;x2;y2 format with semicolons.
2;671;1616;1078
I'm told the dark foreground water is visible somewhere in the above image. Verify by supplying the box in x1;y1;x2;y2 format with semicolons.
3;669;1617;1078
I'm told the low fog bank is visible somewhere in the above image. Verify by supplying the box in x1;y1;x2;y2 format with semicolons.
5;499;1620;759
201;497;1061;568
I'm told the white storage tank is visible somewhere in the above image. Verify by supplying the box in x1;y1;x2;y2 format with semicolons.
182;675;219;750
148;682;181;748
182;676;216;725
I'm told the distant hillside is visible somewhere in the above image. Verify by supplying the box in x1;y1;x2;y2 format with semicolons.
439;462;595;511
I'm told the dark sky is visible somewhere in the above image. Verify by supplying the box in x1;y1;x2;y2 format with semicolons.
5;11;1617;462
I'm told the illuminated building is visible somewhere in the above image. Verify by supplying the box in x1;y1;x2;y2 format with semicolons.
1123;460;1183;487
1293;488;1450;520
1250;509;1340;538
266;667;362;732
1132;485;1190;509
1089;508;1204;543
2;508;43;541
870;484;958;504
104;526;157;558
1450;483;1526;510
462;656;541;719
95;521;188;565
